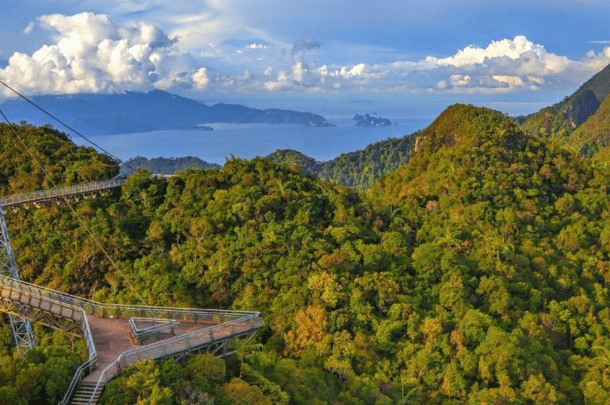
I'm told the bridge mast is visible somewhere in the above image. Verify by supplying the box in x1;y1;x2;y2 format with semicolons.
0;203;35;354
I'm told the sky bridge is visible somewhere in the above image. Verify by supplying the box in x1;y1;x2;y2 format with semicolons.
0;176;264;405
0;274;264;405
0;179;127;209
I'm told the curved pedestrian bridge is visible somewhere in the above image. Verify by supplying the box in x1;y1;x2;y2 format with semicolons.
0;274;264;405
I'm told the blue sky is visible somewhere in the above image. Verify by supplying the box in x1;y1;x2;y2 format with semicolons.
1;0;610;115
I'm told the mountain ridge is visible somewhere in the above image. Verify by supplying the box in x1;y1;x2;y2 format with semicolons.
517;62;610;140
0;90;336;135
3;101;610;403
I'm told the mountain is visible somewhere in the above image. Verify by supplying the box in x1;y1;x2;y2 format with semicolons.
560;90;610;158
115;128;416;189
120;156;221;175
517;62;610;140
264;130;418;189
4;105;610;403
115;129;416;189
0;90;336;135
367;105;607;403
262;149;322;175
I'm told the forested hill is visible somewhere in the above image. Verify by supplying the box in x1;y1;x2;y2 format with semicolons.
370;104;610;403
121;156;220;175
0;123;118;196
517;62;610;140
119;129;416;189
264;130;418;190
563;90;610;158
3;105;610;403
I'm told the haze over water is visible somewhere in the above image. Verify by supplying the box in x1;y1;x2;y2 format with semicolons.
80;100;547;165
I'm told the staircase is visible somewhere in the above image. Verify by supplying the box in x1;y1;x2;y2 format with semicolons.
0;275;264;405
71;381;102;405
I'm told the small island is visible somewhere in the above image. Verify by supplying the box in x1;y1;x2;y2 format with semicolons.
353;113;393;127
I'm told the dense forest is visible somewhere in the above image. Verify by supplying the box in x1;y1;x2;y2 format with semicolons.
4;89;610;404
121;156;220;176
516;61;610;149
264;132;417;190
121;131;416;190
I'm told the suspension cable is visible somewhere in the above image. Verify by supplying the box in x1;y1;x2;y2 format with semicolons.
0;80;142;176
0;108;152;307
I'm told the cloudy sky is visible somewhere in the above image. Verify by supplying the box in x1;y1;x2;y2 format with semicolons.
1;0;610;112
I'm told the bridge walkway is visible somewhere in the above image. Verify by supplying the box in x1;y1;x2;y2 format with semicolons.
0;274;264;405
0;179;126;208
83;315;207;382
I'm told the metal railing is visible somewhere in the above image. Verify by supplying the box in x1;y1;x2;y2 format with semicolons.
129;317;180;344
0;274;259;323
0;275;98;405
90;315;264;404
61;310;98;404
0;179;126;207
0;274;263;404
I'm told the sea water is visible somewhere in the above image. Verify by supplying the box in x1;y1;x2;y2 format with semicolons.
80;117;433;165
76;100;547;165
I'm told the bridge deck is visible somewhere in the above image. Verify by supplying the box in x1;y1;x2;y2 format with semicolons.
0;179;126;208
84;315;210;382
0;274;264;404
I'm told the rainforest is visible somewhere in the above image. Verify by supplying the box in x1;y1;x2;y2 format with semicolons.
3;94;610;405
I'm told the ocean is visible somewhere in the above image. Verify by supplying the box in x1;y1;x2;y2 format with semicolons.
81;117;433;165
74;100;547;165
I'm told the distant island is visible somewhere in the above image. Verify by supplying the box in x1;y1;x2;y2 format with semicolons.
0;90;336;135
353;113;393;127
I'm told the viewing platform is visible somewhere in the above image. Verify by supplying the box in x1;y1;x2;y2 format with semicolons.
0;274;264;405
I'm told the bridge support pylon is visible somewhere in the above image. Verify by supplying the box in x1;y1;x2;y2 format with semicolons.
0;203;35;355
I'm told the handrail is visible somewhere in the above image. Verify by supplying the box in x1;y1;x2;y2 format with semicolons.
88;314;263;404
0;274;260;322
129;318;180;344
0;179;126;207
0;274;264;404
0;276;98;405
118;315;257;366
57;357;97;405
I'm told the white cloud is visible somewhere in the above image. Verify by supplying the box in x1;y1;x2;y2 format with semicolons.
0;12;211;97
403;36;610;94
427;36;543;67
418;35;582;82
450;74;471;86
192;67;209;89
5;14;610;98
221;35;610;95
337;63;366;78
264;70;290;91
23;22;35;35
260;59;388;93
492;75;523;87
246;43;268;50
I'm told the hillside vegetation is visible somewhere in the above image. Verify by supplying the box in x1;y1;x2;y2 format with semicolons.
518;62;610;143
3;104;610;403
264;131;417;190
564;91;610;158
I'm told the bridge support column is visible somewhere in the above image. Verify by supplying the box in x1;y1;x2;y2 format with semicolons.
0;203;35;355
